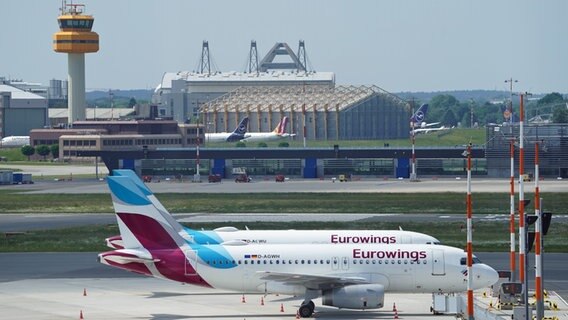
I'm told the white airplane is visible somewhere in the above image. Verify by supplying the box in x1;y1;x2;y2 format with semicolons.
0;136;30;148
99;176;499;318
410;104;449;134
205;117;250;143
240;116;296;142
105;169;440;249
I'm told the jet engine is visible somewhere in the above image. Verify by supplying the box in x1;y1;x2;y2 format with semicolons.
322;284;385;309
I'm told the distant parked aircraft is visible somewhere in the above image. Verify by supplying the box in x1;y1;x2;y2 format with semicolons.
240;116;296;142
205;117;249;143
0;136;30;148
410;104;449;134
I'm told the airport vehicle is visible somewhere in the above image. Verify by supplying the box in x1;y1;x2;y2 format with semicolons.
275;174;285;182
105;169;441;249
208;174;222;183
205;117;250;143
240;116;296;142
0;136;30;148
410;104;449;134
99;176;499;318
234;173;251;183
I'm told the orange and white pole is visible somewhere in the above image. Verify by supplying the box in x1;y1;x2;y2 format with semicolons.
534;142;544;319
466;143;474;320
509;140;516;282
518;93;526;284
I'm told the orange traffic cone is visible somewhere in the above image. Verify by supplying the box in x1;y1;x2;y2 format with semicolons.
83;288;87;296
280;303;285;312
79;310;84;319
260;297;264;306
241;294;246;303
393;302;397;311
394;308;399;319
295;310;300;319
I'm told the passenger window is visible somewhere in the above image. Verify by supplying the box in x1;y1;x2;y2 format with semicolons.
353;260;357;264
385;260;389;264
263;260;267;264
301;260;305;264
295;260;299;264
307;260;311;264
378;260;382;264
366;260;370;264
326;260;331;264
238;260;242;264
244;260;248;265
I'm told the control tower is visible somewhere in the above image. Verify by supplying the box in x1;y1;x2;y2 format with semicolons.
53;1;99;124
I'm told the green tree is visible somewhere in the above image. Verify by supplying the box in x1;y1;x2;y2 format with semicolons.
36;145;51;160
441;109;458;127
552;107;568;123
235;142;246;148
128;97;137;108
257;142;268;148
538;92;564;106
21;145;35;161
278;142;290;148
50;144;59;159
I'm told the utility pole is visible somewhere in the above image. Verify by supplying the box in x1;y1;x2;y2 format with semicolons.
505;78;518;124
409;99;417;181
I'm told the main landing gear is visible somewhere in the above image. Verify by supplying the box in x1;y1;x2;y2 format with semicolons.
298;300;315;318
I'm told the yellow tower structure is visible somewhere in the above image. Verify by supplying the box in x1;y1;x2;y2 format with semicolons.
53;1;99;124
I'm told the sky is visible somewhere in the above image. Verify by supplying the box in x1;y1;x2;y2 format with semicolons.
1;0;567;94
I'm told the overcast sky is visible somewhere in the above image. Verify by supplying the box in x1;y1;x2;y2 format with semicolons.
1;0;566;94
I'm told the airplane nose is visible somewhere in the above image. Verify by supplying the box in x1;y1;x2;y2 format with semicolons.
474;264;499;289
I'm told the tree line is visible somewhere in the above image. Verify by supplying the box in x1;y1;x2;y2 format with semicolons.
423;92;567;127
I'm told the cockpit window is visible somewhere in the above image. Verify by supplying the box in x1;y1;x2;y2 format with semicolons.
460;257;482;265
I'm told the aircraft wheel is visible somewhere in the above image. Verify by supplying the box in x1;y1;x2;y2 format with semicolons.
298;304;313;318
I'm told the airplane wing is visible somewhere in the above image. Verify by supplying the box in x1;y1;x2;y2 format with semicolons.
257;271;369;290
422;122;440;128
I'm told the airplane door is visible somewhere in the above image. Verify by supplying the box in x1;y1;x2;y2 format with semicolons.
341;256;350;270
183;249;197;276
431;249;445;275
332;257;339;270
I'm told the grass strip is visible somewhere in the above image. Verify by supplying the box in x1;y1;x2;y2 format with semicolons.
0;192;565;214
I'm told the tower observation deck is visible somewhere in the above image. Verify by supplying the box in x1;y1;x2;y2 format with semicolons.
53;1;99;124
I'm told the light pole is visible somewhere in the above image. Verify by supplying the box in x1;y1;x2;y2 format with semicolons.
504;78;518;124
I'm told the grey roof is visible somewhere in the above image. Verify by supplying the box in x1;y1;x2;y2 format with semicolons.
0;84;46;100
48;107;135;119
201;85;409;113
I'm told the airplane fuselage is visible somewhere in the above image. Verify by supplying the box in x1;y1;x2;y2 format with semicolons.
100;243;497;296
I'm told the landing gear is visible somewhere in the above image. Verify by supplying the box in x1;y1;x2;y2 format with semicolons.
298;300;315;318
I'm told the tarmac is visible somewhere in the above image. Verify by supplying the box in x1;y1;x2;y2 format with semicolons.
1;253;567;320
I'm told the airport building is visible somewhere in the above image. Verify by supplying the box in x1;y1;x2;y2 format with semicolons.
486;123;568;177
153;41;411;140
0;83;48;138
